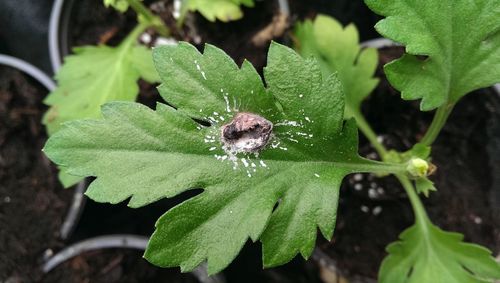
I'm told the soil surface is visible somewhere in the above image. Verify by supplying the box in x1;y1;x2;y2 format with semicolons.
0;66;73;282
318;46;500;280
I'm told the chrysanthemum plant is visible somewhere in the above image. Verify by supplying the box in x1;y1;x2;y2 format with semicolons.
43;0;500;281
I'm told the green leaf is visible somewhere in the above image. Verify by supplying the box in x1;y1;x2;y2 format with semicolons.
380;219;500;283
293;14;379;118
103;0;130;12
366;0;500;111
58;170;83;188
43;32;158;135
186;0;254;22
405;143;431;160
414;177;436;197
43;42;405;274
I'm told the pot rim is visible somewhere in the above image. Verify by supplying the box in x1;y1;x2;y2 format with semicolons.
42;234;225;283
59;179;86;239
0;54;56;91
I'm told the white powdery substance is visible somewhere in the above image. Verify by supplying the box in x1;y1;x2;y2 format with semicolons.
272;114;316;149
201;104;273;177
219;143;270;177
194;60;207;80
172;0;182;18
275;120;302;127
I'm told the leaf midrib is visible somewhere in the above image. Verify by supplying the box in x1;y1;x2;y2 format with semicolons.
52;146;371;170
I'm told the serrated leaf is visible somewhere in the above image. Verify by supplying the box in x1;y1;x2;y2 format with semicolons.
43;35;158;135
43;42;404;274
366;0;500;111
414;177;436;197
186;0;254;22
380;218;500;283
58;170;82;188
294;14;379;118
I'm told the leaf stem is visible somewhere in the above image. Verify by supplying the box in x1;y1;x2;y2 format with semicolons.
126;0;170;36
419;102;455;147
396;174;430;232
348;159;408;175
351;109;389;159
351;107;431;231
121;22;150;49
175;0;190;28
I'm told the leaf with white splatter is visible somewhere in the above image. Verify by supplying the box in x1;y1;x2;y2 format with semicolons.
43;42;407;274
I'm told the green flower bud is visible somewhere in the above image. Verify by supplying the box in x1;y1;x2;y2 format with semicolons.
407;158;429;178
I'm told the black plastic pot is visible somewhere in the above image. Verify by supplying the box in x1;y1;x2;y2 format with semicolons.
0;54;55;90
0;0;53;74
42;234;226;283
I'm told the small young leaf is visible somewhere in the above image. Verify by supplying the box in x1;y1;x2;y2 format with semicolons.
43;41;158;135
43;42;403;274
103;0;130;12
380;219;500;283
414;177;436;197
365;0;500;111
186;0;254;22
405;143;431;160
294;15;379;118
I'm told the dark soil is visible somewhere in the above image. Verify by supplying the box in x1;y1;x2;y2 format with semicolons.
318;46;500;280
67;0;286;71
65;0;287;133
288;0;381;41
191;1;283;71
41;249;199;283
0;66;73;282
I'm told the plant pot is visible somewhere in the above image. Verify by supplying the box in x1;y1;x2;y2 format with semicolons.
0;56;90;242
0;54;78;281
311;38;500;281
41;234;226;283
0;0;53;74
49;0;291;73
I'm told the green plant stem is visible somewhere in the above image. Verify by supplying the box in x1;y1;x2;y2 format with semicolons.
396;174;430;230
351;109;389;159
352;108;431;230
126;0;170;36
176;0;190;28
345;160;408;175
419;102;455;147
121;22;149;48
